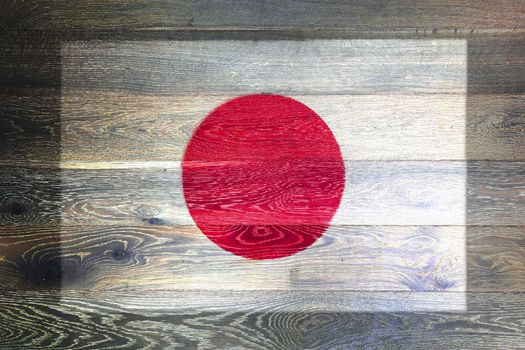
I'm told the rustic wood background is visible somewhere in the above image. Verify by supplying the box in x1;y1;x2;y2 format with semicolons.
1;1;525;349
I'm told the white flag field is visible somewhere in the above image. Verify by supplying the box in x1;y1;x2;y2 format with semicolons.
60;40;467;312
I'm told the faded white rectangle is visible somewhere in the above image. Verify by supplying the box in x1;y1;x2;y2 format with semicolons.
61;40;467;311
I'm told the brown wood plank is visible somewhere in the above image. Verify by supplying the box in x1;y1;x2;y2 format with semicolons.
1;225;522;292
0;34;61;167
1;0;523;32
0;290;524;349
0;91;60;165
0;167;61;226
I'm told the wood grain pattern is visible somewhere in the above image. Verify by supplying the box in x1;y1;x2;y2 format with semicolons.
1;225;522;293
57;161;518;226
0;167;61;226
3;162;524;226
2;0;523;32
61;93;468;161
61;92;525;161
466;94;525;160
0;34;61;168
62;40;467;95
2;37;523;165
1;162;466;226
467;36;525;94
0;91;60;165
0;225;467;293
59;36;525;96
1;0;524;347
0;290;524;350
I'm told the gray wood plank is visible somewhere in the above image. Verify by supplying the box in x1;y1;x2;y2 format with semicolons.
61;93;468;161
0;91;61;165
61;93;525;162
0;34;61;167
2;0;523;32
0;290;524;349
1;91;520;165
467;36;525;94
2;162;523;226
56;161;511;226
466;94;525;160
63;161;468;226
0;225;467;293
61;40;467;95
2;225;522;292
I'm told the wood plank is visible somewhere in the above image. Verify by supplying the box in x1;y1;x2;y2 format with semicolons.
3;161;523;226
55;161;515;226
61;40;467;95
467;36;525;94
2;0;523;32
466;94;525;160
4;161;466;226
0;225;466;292
0;167;61;226
2;225;522;292
0;290;524;349
466;161;525;225
0;91;518;165
0;91;60;165
61;93;467;161
0;36;60;92
0;34;61;167
61;92;525;162
60;36;525;95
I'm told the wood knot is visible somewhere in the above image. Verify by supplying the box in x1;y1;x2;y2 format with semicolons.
144;217;165;225
0;200;29;216
112;248;132;261
21;258;63;288
9;202;27;216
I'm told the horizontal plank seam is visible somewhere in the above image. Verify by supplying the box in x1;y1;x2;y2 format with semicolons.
1;28;524;34
0;288;508;294
3;225;524;228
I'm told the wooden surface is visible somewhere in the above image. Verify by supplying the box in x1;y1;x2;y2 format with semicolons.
0;290;524;350
2;0;523;33
1;1;525;349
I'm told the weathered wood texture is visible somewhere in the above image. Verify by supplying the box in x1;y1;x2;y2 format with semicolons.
60;37;525;96
0;35;61;168
61;93;525;161
0;225;465;293
0;290;524;350
2;37;524;165
1;0;525;348
1;0;523;32
3;162;524;226
1;225;523;293
62;93;466;162
61;40;467;95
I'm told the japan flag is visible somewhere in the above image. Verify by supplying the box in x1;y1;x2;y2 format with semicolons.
60;39;467;312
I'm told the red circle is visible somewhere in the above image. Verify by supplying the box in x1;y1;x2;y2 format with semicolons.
182;94;345;259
